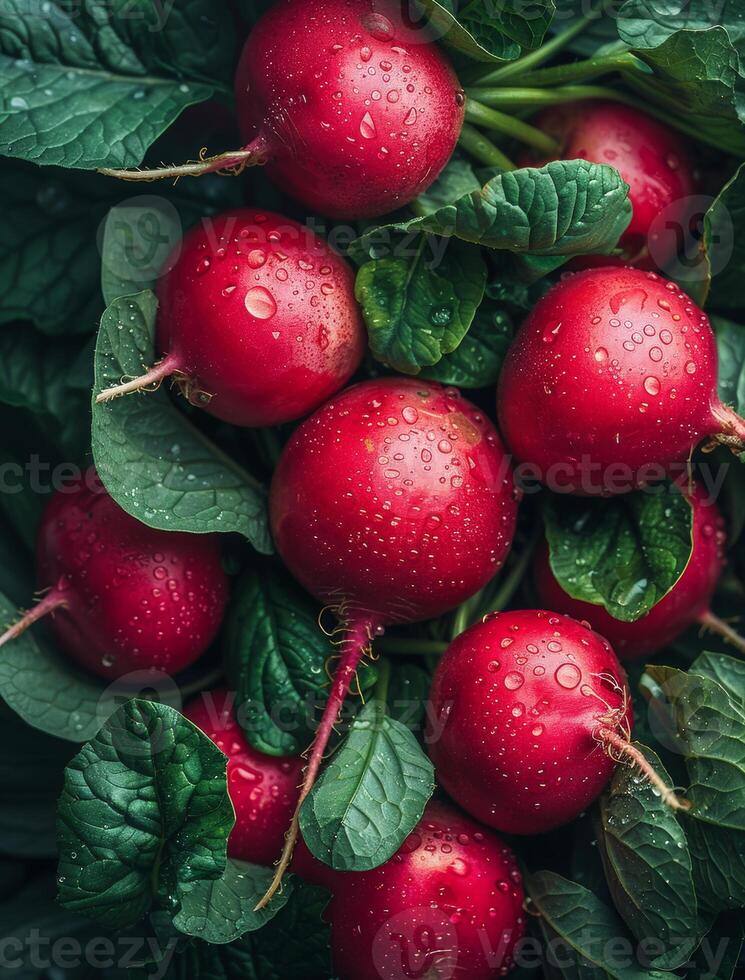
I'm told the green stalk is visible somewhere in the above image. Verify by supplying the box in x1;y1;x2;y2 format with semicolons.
475;520;543;622
458;122;516;170
374;637;448;656
465;84;639;109
508;51;639;89
451;592;480;640
475;0;613;86
465;100;559;153
372;654;392;704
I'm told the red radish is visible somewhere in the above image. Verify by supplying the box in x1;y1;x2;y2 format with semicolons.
497;267;745;495
293;799;525;980
183;688;303;866
0;473;228;679
533;481;743;660
258;378;520;905
427;609;687;836
96;209;365;426
520;102;696;270
100;0;466;220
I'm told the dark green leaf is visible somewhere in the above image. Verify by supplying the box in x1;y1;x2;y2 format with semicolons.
690;651;745;708
0;0;232;170
626;29;745;156
173;861;291;944
153;881;332;980
224;564;333;756
618;0;745;54
543;483;694;622
420;299;513;388
0;700;75;857
57;699;234;928
526;870;660;979
385;661;433;736
412;155;485;216
418;0;554;63
299;698;434;871
92;291;271;551
686;816;745;914
645;665;745;829
715;316;745;417
684;912;744;980
353;162;632;273
692;165;745;309
597;743;699;968
355;236;487;374
0;517;33;607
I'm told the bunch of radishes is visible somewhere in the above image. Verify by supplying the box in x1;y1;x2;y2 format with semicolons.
4;0;745;977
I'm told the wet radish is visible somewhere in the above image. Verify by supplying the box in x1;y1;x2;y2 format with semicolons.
533;481;744;660
427;609;687;836
258;377;520;904
497;267;745;495
0;473;228;679
183;688;303;866
100;0;466;220
96;209;365;426
293;799;526;980
520;101;696;270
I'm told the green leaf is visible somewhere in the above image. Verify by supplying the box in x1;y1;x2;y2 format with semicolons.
0;0;232;170
690;652;745;708
526;870;661;979
153;881;332;980
715;316;745;419
686;816;745;914
685;913;744;980
91;290;271;552
597;743;699;969
420;299;513;388
417;0;555;63
618;0;745;54
385;661;434;736
0;701;75;858
57;699;234;929
412;155;486;216
543;483;694;622
355;236;487;374
299;698;435;871
223;563;334;756
101;201;184;306
625;29;745;156
353;161;632;272
645;665;745;830
0;327;92;457
173;861;292;944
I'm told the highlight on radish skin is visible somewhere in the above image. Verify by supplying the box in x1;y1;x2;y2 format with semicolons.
533;481;745;660
0;471;228;679
292;799;526;980
258;378;521;905
427;609;689;837
183;688;303;866
497;267;745;495
95;209;365;426
100;0;466;220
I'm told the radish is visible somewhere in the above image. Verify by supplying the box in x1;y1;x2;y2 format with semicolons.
497;267;745;495
520;101;696;270
533;481;744;660
258;377;520;905
183;688;303;866
427;609;688;836
0;473;228;679
292;799;526;980
95;209;366;426
100;0;466;220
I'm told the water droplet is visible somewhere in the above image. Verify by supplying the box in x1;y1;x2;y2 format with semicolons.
644;376;661;396
594;347;608;363
360;111;376;139
504;671;524;691
403;107;417;125
244;286;277;319
649;346;662;362
555;663;581;689
685;361;697;375
247;248;266;269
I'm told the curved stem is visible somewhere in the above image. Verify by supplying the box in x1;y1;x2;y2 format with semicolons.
465;100;559;154
465;84;640;109
597;728;691;811
698;609;745;657
474;0;615;86
457;123;516;170
95;353;181;404
0;588;68;649
374;637;448;656
255;614;378;910
503;51;639;89
98;136;269;182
